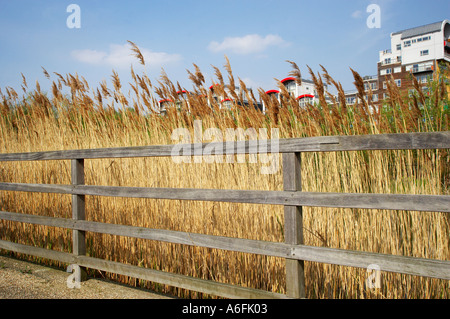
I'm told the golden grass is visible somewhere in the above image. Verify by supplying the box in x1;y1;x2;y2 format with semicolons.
0;51;449;298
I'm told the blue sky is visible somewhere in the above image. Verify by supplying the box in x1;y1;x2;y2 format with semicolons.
1;0;449;99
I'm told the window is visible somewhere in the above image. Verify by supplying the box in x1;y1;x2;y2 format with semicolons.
298;96;313;108
416;74;429;84
395;79;401;87
404;40;411;47
285;82;296;96
222;99;233;109
383;81;387;89
396;44;401;51
371;82;378;90
416;36;431;42
384;58;391;64
417;75;424;84
420;50;429;56
380;68;392;76
372;94;378;102
394;67;402;73
346;97;356;105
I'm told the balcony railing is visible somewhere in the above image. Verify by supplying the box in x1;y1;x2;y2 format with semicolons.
411;65;433;73
362;75;378;81
380;57;402;66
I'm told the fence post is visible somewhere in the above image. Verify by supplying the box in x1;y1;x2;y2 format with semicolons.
282;152;306;298
71;158;87;282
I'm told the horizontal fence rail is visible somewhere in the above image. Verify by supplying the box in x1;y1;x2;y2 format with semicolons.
0;131;448;161
0;183;448;213
0;131;449;299
1;211;449;280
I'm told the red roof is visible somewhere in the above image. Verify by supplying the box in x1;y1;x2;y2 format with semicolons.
280;77;296;83
209;84;221;90
158;99;173;103
221;98;232;103
265;90;280;94
296;94;314;100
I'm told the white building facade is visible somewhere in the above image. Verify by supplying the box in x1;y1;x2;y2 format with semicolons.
345;20;450;106
263;77;331;111
379;20;450;73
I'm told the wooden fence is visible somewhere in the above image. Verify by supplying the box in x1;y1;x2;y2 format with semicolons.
0;131;449;299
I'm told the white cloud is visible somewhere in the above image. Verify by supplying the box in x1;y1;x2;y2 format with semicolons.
71;49;107;64
208;34;290;55
71;43;182;69
351;10;363;18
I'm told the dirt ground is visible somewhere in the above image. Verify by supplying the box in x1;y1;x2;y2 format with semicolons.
0;254;172;299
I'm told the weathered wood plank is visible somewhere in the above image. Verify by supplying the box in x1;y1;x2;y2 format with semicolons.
0;239;287;299
290;245;450;280
72;159;86;257
1;182;448;212
278;131;450;152
75;255;287;299
0;211;292;258
0;182;73;194
0;132;448;161
1;211;449;280
283;152;305;298
0;144;177;161
0;239;76;265
342;131;450;151
71;159;87;281
0;211;76;228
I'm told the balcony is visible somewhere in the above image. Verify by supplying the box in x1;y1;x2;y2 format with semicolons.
363;75;378;81
411;65;433;73
380;57;402;66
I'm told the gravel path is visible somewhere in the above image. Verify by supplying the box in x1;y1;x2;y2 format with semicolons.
0;254;172;299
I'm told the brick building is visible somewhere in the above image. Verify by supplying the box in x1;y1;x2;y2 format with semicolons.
346;20;450;106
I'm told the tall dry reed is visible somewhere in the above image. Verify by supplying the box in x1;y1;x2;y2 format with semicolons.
0;47;449;298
